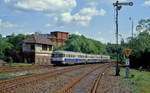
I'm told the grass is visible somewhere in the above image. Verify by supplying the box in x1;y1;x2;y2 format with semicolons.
120;68;150;93
5;62;32;66
0;73;12;78
0;70;40;79
11;63;32;66
0;62;34;78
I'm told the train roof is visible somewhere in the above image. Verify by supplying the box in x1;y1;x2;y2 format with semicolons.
53;51;86;55
53;51;110;56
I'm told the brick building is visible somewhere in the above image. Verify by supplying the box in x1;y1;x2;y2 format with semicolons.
47;31;69;47
22;34;53;65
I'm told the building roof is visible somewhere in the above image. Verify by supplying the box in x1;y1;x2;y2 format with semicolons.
23;34;53;45
51;31;69;34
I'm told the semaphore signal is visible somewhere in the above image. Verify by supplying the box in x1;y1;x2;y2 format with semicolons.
113;1;133;76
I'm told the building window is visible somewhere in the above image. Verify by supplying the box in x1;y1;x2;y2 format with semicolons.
30;45;35;50
42;44;47;51
49;45;52;51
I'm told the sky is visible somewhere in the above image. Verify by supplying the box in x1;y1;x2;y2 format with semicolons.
0;0;150;43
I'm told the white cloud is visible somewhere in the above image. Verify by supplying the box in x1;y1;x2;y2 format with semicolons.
144;0;150;5
75;31;82;36
4;0;106;26
7;0;76;13
94;37;105;42
87;0;126;6
4;0;11;3
59;13;73;23
24;32;34;35
79;8;106;16
119;0;126;2
45;23;52;27
56;8;106;26
0;19;19;28
97;32;101;35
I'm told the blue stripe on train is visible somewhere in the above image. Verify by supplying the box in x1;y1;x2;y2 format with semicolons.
64;58;102;63
64;58;87;63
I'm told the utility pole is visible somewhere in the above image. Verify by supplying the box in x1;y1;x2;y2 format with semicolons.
129;17;134;40
113;1;133;76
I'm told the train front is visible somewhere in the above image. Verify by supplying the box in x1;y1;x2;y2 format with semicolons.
51;51;65;65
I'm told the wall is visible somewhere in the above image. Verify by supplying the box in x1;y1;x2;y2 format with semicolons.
22;43;53;65
50;32;69;47
35;44;53;65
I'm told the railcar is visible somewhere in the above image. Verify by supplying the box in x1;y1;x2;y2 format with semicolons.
51;51;110;65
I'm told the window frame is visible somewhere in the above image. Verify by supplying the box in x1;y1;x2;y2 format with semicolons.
42;44;47;51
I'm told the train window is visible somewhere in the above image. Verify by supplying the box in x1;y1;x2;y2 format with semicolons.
52;54;54;57
52;53;63;57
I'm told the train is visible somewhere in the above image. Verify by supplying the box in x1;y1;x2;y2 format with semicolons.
51;51;111;65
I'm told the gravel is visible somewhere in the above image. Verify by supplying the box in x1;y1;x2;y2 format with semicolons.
96;67;132;93
5;65;132;93
70;65;107;93
12;64;100;93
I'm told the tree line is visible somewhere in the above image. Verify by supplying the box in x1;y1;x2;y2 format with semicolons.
55;34;107;54
0;34;27;63
128;19;150;69
105;18;150;69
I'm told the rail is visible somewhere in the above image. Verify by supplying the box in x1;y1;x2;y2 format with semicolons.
90;63;114;93
0;64;95;93
0;65;53;74
57;63;111;93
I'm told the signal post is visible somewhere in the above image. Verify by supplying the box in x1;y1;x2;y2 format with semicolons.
113;1;133;76
124;49;132;77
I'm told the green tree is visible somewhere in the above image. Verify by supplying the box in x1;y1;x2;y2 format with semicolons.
6;34;27;62
136;19;150;33
127;31;150;53
0;36;13;61
55;34;106;54
128;18;150;68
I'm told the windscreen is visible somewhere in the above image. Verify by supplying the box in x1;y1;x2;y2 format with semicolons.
52;53;64;58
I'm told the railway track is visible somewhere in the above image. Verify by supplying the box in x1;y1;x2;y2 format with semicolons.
0;65;53;74
57;63;113;93
0;64;96;93
90;63;113;93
